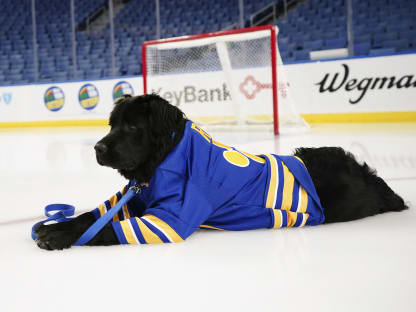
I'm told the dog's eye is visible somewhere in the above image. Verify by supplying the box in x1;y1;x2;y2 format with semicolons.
126;125;138;132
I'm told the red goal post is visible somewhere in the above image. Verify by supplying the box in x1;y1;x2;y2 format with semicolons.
142;25;307;135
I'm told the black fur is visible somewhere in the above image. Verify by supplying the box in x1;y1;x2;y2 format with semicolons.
294;147;407;223
35;94;407;250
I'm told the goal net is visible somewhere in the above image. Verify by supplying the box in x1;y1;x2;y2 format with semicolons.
142;25;309;135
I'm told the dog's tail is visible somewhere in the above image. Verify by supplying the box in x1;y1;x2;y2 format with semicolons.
361;163;408;214
294;147;408;224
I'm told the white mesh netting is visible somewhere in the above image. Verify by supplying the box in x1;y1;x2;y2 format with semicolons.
143;27;309;134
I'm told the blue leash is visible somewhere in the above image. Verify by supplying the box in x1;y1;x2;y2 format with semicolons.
32;184;142;246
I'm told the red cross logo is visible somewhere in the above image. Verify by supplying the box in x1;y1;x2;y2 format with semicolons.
239;76;290;100
239;76;272;100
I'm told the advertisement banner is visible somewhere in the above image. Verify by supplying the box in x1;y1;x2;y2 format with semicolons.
285;53;416;114
0;77;142;122
0;53;415;125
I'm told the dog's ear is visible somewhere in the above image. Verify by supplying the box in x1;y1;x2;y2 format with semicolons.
147;94;185;137
114;94;132;105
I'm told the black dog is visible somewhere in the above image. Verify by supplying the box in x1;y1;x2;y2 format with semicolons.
35;94;407;250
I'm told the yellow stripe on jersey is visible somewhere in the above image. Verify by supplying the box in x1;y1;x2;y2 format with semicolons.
120;220;138;244
212;140;231;150
109;194;118;207
280;162;294;211
142;215;184;242
122;205;131;219
294;156;305;166
272;209;283;229
136;218;163;244
191;123;211;143
200;224;225;230
264;154;278;208
240;151;266;164
120;186;130;219
109;194;119;221
300;213;309;227
298;187;308;213
287;211;298;227
98;203;106;217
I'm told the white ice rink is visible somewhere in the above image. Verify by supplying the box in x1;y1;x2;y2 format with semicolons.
1;123;415;312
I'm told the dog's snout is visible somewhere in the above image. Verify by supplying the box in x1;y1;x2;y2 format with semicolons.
94;142;108;155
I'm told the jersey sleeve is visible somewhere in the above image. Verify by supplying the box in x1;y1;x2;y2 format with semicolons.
110;170;214;244
91;180;147;222
270;209;310;228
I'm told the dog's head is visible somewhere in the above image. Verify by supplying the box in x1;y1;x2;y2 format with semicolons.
95;94;187;182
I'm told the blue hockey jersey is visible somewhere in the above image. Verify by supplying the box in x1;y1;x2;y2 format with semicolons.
92;121;325;244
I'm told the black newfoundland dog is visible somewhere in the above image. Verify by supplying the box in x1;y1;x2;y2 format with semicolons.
35;94;407;250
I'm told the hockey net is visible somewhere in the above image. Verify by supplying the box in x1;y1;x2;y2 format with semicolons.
142;25;309;135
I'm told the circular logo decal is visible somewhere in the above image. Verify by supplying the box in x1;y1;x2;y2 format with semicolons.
44;86;65;112
79;83;99;110
223;150;250;167
113;81;134;100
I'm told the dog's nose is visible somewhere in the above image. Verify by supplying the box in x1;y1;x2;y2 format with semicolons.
94;142;108;155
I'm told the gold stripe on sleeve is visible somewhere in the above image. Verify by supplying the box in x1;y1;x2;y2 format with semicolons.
109;194;118;207
109;194;120;221
287;211;298;227
272;209;282;229
300;213;309;227
120;220;138;244
142;215;184;242
122;205;131;219
240;151;266;164
294;156;305;166
280;162;294;211
212;140;231;150
200;224;224;230
264;154;278;208
98;204;106;217
136;218;163;244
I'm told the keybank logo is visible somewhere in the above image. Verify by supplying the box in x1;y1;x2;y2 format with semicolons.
151;84;231;106
0;92;12;105
316;63;416;104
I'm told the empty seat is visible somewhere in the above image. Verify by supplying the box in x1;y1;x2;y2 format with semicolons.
369;47;396;56
294;50;310;61
325;38;347;49
382;38;410;51
304;39;324;51
373;32;398;46
354;42;371;56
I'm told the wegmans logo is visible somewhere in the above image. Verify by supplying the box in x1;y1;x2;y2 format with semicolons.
316;63;416;104
151;84;231;106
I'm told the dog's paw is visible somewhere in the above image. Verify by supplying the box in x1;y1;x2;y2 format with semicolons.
35;222;78;251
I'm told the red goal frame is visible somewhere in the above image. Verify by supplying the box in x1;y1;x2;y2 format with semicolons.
141;25;279;134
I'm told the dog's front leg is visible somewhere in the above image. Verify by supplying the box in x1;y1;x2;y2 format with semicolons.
35;211;119;250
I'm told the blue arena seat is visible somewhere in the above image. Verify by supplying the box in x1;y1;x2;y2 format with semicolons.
294;50;310;61
0;0;415;84
325;38;347;49
369;47;396;56
382;38;410;51
304;39;324;51
354;42;371;56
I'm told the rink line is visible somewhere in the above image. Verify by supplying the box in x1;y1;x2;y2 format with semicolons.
303;111;416;123
0;119;109;128
0;112;415;129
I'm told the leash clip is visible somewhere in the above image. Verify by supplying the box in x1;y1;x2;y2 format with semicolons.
130;184;142;194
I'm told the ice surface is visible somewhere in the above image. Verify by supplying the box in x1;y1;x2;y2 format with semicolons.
1;123;415;312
